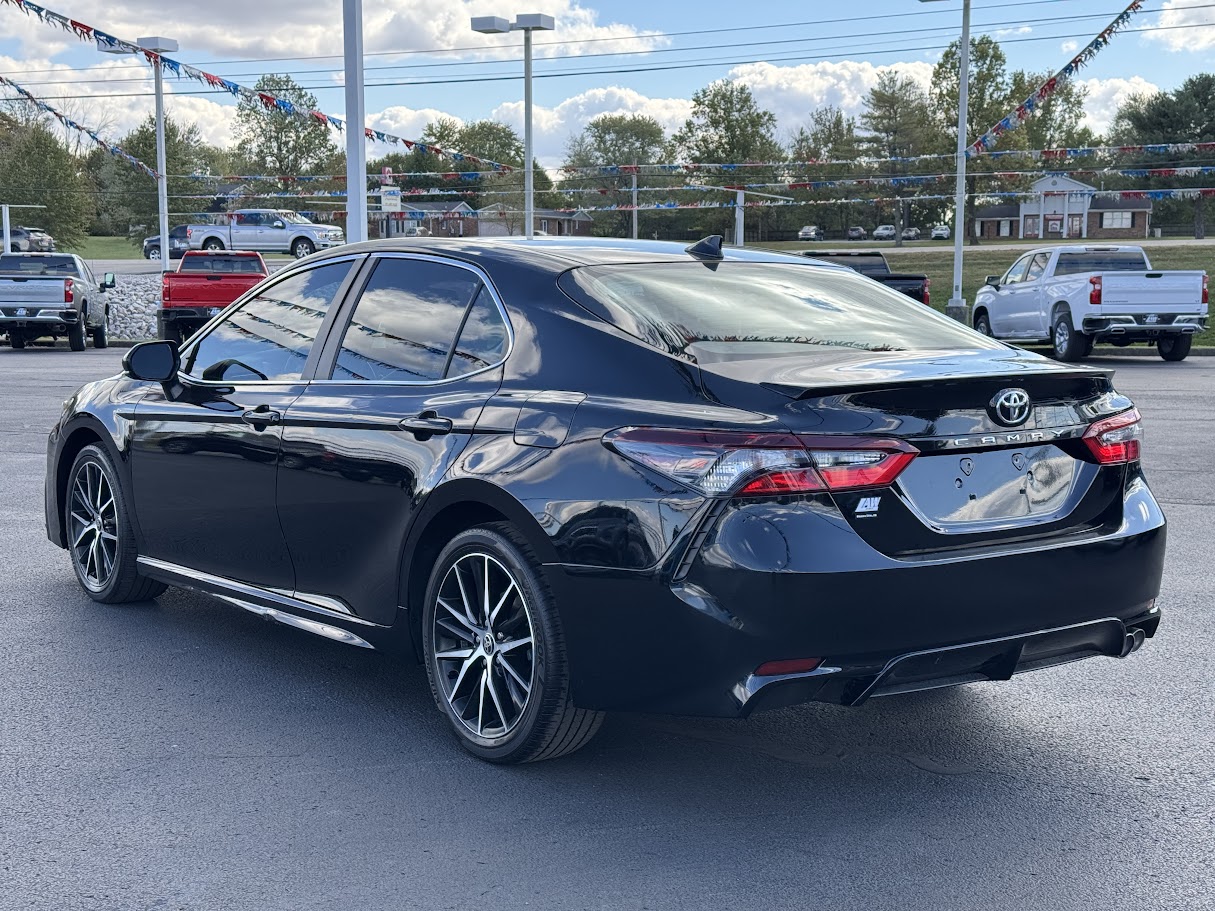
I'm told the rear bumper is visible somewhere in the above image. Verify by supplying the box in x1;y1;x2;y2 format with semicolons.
0;310;80;333
551;475;1166;717
158;307;219;323
1083;313;1207;340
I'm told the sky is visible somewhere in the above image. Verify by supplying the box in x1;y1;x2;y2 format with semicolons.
1;0;1213;169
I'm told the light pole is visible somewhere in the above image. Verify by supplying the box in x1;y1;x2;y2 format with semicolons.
101;36;177;266
921;0;970;322
343;0;368;243
2;203;47;254
471;13;556;241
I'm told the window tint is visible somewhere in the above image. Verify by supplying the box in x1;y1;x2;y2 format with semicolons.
448;287;509;378
1002;254;1033;285
1024;253;1050;282
331;258;486;382
559;262;1003;357
183;261;351;382
1054;251;1148;275
0;254;77;274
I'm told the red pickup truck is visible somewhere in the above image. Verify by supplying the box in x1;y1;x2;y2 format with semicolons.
157;250;268;344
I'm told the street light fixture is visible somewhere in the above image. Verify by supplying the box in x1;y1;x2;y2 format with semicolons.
471;13;556;240
101;35;178;267
920;0;970;322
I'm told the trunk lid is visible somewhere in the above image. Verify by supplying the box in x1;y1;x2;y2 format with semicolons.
1097;271;1206;313
696;345;1130;553
0;276;68;308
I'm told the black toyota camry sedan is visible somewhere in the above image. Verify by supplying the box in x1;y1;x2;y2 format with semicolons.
45;236;1165;763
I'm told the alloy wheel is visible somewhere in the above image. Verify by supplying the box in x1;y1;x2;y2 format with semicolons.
432;552;535;739
69;461;118;592
1054;320;1070;351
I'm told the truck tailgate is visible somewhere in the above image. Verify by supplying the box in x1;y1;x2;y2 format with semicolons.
162;273;263;309
0;276;67;307
1100;271;1206;312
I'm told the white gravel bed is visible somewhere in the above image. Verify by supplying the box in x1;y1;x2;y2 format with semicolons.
105;274;160;340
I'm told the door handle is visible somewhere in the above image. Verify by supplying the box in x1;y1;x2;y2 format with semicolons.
398;412;453;436
242;407;282;428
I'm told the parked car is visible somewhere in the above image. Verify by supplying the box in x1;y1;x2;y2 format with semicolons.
0;253;112;350
7;226;55;253
185;209;345;259
901;227;921;241
46;236;1164;763
972;244;1208;361
797;225;824;241
872;224;897;241
931;224;951;240
143;225;190;260
803;250;930;304
157;250;269;345
846;226;867;240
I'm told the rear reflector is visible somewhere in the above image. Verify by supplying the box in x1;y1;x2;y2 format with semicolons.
604;428;917;497
755;658;823;676
1083;407;1142;464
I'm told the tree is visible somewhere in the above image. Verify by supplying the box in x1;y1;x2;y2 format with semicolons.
0;118;92;249
930;37;1019;245
235;74;336;184
1110;74;1215;238
670;81;782;163
562;114;667;237
1008;71;1098;151
861;72;933;245
789;106;860;162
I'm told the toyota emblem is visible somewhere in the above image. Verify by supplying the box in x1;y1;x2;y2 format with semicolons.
989;388;1031;427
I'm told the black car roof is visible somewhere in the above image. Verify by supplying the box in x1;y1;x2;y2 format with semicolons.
309;236;847;273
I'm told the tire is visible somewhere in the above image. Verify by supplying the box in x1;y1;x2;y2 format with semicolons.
92;317;108;350
148;247;161;261
67;320;86;352
65;445;167;603
9;330;25;350
973;311;993;337
422;523;603;764
1158;335;1192;362
1080;334;1095;358
202;239;224;251
1051;311;1087;361
291;238;315;259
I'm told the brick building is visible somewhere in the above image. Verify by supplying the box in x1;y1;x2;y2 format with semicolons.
973;175;1151;241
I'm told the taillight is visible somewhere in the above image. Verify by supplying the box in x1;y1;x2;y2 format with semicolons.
186;228;193;239
162;275;171;302
63;277;73;303
1203;274;1209;305
922;277;930;307
1089;275;1102;305
604;428;917;497
1083;408;1142;464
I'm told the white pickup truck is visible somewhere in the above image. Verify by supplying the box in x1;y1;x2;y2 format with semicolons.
972;245;1208;362
185;209;345;259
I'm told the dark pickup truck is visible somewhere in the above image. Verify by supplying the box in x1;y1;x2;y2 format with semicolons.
802;250;930;304
158;250;268;344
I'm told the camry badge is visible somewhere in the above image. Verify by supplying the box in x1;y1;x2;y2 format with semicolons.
990;388;1031;427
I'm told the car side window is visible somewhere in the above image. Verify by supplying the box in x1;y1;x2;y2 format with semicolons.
182;261;352;383
331;258;499;383
1024;253;1050;283
448;286;509;378
1002;254;1033;285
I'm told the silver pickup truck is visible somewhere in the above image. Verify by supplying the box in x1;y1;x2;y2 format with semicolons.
0;254;113;351
185;209;345;259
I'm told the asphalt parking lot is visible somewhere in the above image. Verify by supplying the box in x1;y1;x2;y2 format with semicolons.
1;347;1212;911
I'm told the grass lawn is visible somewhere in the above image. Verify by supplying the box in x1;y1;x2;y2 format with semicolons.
62;236;144;259
766;240;1215;346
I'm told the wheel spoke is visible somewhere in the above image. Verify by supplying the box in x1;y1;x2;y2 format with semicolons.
438;597;478;634
449;652;481;697
486;670;508;729
488;579;517;628
99;539;114;577
476;669;487;736
436;616;477;644
435;647;475;660
497;636;532;655
498;653;531;695
482;555;492;625
72;524;93;548
452;564;478;627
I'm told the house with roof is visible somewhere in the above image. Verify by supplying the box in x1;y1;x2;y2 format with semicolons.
477;205;594;237
973;175;1151;241
373;200;477;238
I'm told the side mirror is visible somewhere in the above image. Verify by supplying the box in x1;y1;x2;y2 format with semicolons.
272;220;285;229
985;275;1001;288
123;340;180;383
101;272;116;290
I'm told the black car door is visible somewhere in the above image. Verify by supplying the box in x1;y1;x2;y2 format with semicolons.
276;253;511;625
128;258;359;589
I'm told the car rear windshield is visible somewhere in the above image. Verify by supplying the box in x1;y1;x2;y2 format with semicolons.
180;256;264;273
0;255;77;275
1054;251;1148;275
559;262;1000;358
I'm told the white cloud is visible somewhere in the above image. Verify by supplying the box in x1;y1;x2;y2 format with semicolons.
370;106;464;142
1078;76;1160;134
1060;40;1079;54
1147;0;1215;52
4;0;667;61
994;26;1032;38
727;60;936;132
